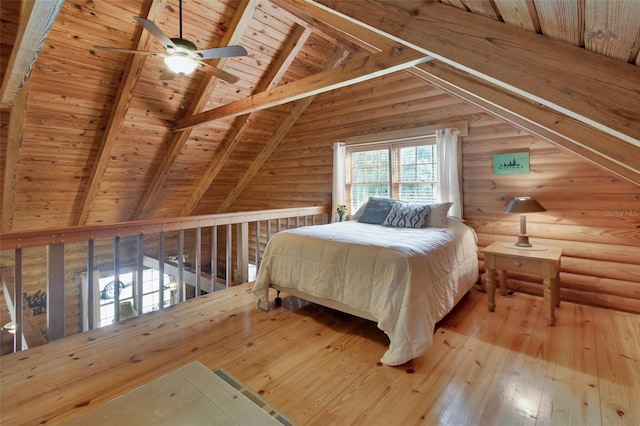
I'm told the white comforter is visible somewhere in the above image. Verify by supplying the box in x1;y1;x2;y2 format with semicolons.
254;219;479;365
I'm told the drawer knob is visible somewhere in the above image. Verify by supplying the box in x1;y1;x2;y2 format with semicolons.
514;261;522;267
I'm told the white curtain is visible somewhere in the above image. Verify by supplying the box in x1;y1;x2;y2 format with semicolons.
436;129;463;218
332;142;346;222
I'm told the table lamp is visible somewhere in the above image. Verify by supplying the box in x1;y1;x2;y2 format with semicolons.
503;196;546;248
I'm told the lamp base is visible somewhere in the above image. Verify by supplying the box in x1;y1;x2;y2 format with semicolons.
504;233;547;250
502;243;547;251
515;234;531;247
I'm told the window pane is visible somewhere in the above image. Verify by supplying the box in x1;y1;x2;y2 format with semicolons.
399;183;435;204
417;164;435;182
401;164;416;182
348;149;390;210
417;146;434;162
397;145;437;204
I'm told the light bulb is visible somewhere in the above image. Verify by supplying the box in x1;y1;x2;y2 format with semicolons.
164;54;198;75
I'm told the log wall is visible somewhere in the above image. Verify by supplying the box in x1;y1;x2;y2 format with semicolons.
231;72;640;313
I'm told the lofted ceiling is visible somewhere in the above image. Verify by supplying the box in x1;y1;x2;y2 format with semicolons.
1;0;639;232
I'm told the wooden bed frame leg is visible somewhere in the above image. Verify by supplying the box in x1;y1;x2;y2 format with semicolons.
275;290;282;307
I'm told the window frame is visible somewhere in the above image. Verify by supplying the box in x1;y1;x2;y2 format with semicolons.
345;135;437;213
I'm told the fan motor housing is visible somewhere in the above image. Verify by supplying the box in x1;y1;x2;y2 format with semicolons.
170;38;197;52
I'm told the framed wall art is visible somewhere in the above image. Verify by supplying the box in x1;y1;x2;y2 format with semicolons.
493;152;530;175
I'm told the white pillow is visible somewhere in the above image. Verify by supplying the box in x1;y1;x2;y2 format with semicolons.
350;201;368;221
425;202;453;227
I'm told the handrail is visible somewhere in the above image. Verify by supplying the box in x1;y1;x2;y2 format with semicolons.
0;206;331;249
0;205;331;354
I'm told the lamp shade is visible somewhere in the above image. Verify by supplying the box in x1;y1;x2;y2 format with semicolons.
503;197;546;214
503;197;546;248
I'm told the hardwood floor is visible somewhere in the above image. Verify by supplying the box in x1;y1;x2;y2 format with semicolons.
1;283;639;425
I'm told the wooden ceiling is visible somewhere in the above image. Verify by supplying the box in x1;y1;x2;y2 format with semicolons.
1;0;639;232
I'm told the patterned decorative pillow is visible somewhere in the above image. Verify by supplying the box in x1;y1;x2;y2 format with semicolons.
358;197;396;224
383;202;431;228
424;202;453;227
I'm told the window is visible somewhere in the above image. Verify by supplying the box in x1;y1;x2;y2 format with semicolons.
98;269;174;327
345;136;437;212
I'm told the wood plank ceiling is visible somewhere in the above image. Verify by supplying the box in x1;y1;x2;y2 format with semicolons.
1;0;639;232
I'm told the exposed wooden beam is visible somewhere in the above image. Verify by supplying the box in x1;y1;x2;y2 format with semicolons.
216;97;318;213
217;47;350;212
0;0;63;108
133;0;258;220
415;2;640;143
174;45;428;131
266;0;381;53
73;0;167;226
265;26;315;91
408;63;640;186
272;0;396;52
179;26;314;216
318;0;640;162
1;79;30;232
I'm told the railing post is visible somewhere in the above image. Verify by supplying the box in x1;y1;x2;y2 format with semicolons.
14;248;24;351
211;226;218;293
267;219;272;242
225;224;232;288
178;230;185;301
195;227;201;297
136;234;144;314
47;244;65;340
255;221;261;273
86;240;95;330
113;237;120;322
237;222;249;284
158;232;165;307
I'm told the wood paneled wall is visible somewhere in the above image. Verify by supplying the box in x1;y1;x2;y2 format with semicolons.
230;72;640;313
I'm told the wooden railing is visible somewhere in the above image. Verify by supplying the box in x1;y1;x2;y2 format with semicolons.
0;206;330;354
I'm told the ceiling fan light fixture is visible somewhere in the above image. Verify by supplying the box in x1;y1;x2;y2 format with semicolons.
164;53;198;75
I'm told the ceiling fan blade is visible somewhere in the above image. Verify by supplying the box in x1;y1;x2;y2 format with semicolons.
94;46;163;56
196;45;248;60
199;62;240;84
133;17;177;50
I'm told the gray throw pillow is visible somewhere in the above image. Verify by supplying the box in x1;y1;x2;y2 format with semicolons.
358;197;396;224
350;201;368;221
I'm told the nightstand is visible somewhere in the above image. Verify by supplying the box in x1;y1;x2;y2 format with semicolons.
482;241;563;325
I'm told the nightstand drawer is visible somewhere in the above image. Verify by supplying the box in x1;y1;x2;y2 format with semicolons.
494;255;540;274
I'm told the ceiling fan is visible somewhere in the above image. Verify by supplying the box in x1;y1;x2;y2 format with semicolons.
94;0;247;83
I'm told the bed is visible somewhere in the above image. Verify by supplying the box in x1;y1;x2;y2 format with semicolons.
253;201;479;366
